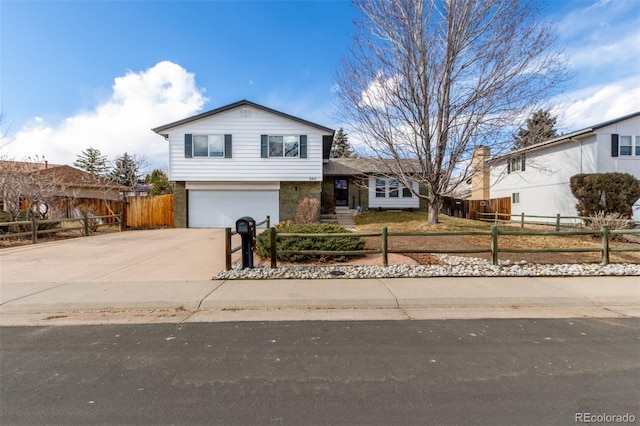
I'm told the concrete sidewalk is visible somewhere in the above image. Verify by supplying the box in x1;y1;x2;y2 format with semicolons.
1;229;638;325
1;276;638;325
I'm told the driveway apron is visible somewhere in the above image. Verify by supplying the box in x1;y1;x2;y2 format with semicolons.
0;229;227;283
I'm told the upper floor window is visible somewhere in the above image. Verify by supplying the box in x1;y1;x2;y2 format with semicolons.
185;133;231;159
261;134;307;158
269;135;299;157
194;135;224;157
508;155;525;173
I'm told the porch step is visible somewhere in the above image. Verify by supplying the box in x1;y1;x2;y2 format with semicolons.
334;207;356;229
320;214;338;224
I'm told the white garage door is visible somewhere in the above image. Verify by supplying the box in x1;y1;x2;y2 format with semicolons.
188;190;279;228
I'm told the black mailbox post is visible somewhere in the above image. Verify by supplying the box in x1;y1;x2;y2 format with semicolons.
235;216;256;269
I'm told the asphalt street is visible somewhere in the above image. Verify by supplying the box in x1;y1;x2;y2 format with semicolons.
1;319;639;425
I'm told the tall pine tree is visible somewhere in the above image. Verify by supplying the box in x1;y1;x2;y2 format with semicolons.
513;109;559;149
110;152;141;188
73;147;109;175
330;128;355;158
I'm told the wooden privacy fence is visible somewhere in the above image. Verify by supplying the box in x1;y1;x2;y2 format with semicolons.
228;225;640;270
0;213;124;244
441;196;511;220
125;194;174;229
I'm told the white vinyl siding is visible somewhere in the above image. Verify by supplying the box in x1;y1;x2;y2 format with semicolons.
167;106;325;182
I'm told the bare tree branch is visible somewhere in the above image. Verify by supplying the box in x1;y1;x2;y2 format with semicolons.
335;0;569;223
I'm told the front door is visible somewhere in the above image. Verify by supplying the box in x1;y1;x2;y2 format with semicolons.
334;178;349;207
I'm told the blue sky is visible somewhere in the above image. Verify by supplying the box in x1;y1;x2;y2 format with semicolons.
1;0;639;170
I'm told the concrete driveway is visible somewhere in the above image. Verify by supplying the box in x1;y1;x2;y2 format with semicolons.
0;229;228;283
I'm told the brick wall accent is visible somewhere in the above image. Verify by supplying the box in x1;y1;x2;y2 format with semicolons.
173;181;187;228
348;177;368;210
279;182;322;222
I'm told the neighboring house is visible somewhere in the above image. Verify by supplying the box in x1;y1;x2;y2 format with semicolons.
322;158;426;212
0;161;126;218
152;100;334;228
482;112;640;221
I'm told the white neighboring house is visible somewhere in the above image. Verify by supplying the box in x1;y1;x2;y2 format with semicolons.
488;112;640;222
152;100;334;228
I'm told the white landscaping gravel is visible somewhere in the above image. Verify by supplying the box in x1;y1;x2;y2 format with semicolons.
216;254;640;280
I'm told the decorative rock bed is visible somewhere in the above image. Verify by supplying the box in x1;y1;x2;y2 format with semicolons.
216;254;640;280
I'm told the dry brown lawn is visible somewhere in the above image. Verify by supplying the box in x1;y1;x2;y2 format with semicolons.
354;211;640;265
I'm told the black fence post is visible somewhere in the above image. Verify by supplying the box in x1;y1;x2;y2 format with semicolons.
225;228;232;270
382;226;388;267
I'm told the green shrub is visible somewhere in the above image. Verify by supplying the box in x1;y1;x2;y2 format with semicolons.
256;222;365;262
570;173;640;217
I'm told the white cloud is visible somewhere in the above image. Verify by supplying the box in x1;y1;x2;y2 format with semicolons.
3;61;207;169
552;77;640;130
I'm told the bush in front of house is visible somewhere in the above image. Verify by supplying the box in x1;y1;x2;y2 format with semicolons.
255;222;365;262
294;197;320;224
570;173;640;218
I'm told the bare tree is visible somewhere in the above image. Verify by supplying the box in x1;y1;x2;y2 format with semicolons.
335;0;568;223
0;157;64;221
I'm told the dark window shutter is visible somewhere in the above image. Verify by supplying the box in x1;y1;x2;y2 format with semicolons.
300;135;307;158
611;134;619;157
521;155;526;171
224;134;232;158
184;134;193;158
261;135;268;158
507;161;511;174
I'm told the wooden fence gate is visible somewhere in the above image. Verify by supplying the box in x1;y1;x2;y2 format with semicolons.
125;194;174;229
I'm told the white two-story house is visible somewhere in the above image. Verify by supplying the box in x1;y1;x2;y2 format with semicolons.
487;112;640;221
152;100;334;228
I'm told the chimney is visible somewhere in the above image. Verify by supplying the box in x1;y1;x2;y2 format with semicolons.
470;146;490;200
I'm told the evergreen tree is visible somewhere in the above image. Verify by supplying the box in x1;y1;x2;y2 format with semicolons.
73;147;109;175
330;128;354;158
144;169;173;196
110;152;142;188
513;109;559;149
